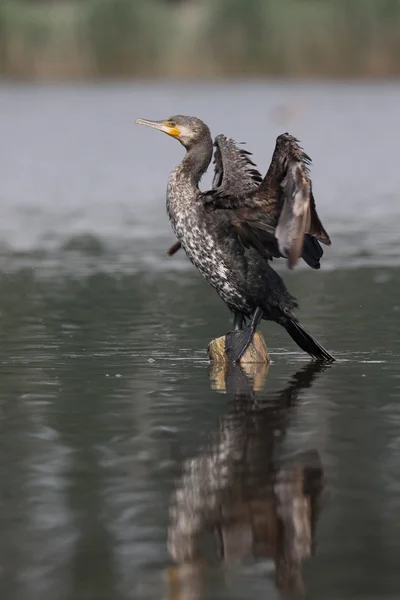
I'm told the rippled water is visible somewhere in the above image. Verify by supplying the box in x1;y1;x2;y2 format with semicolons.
1;82;400;600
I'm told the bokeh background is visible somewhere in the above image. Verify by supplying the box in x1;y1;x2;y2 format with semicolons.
2;0;400;79
2;2;400;600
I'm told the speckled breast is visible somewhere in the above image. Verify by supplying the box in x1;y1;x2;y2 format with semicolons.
167;193;250;313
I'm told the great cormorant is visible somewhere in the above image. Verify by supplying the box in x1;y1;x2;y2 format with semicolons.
136;115;334;362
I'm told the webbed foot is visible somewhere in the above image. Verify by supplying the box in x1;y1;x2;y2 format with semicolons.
225;326;255;362
225;307;264;363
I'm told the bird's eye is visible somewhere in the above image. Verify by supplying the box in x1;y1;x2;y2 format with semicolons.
168;121;176;127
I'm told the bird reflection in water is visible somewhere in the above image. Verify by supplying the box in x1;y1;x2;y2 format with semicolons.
167;361;329;598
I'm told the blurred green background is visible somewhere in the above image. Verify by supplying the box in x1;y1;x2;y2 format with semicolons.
1;0;400;80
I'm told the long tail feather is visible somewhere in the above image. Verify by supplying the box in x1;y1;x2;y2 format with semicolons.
284;320;334;361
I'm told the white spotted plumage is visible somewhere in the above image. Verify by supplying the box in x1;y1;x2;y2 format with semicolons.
167;164;250;313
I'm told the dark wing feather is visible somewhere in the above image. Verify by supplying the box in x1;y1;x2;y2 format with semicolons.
232;216;279;262
205;134;263;204
275;155;312;268
308;190;330;243
256;133;331;269
202;132;330;271
229;201;281;261
301;235;323;270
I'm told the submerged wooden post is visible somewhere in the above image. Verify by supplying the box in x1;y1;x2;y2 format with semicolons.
208;331;270;365
208;332;270;393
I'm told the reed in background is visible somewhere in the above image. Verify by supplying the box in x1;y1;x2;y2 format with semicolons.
1;0;400;79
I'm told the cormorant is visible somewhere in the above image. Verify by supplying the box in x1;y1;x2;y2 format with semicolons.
167;130;331;270
136;115;334;362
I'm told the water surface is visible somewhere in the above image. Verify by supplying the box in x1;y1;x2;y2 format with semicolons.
0;81;400;600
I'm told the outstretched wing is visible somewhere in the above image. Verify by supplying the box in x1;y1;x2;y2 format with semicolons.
257;133;331;269
216;133;331;269
208;134;263;198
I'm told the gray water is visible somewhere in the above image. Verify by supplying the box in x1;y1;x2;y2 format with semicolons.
0;81;400;600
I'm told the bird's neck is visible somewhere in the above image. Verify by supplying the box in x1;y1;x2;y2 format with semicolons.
180;138;213;186
167;137;213;230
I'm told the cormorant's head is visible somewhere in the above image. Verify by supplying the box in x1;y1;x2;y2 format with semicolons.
135;115;210;150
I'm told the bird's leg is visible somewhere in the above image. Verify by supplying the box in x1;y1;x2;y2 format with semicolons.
225;307;264;363
249;306;264;334
233;310;245;330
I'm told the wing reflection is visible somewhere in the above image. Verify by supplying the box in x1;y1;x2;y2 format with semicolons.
168;362;330;598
